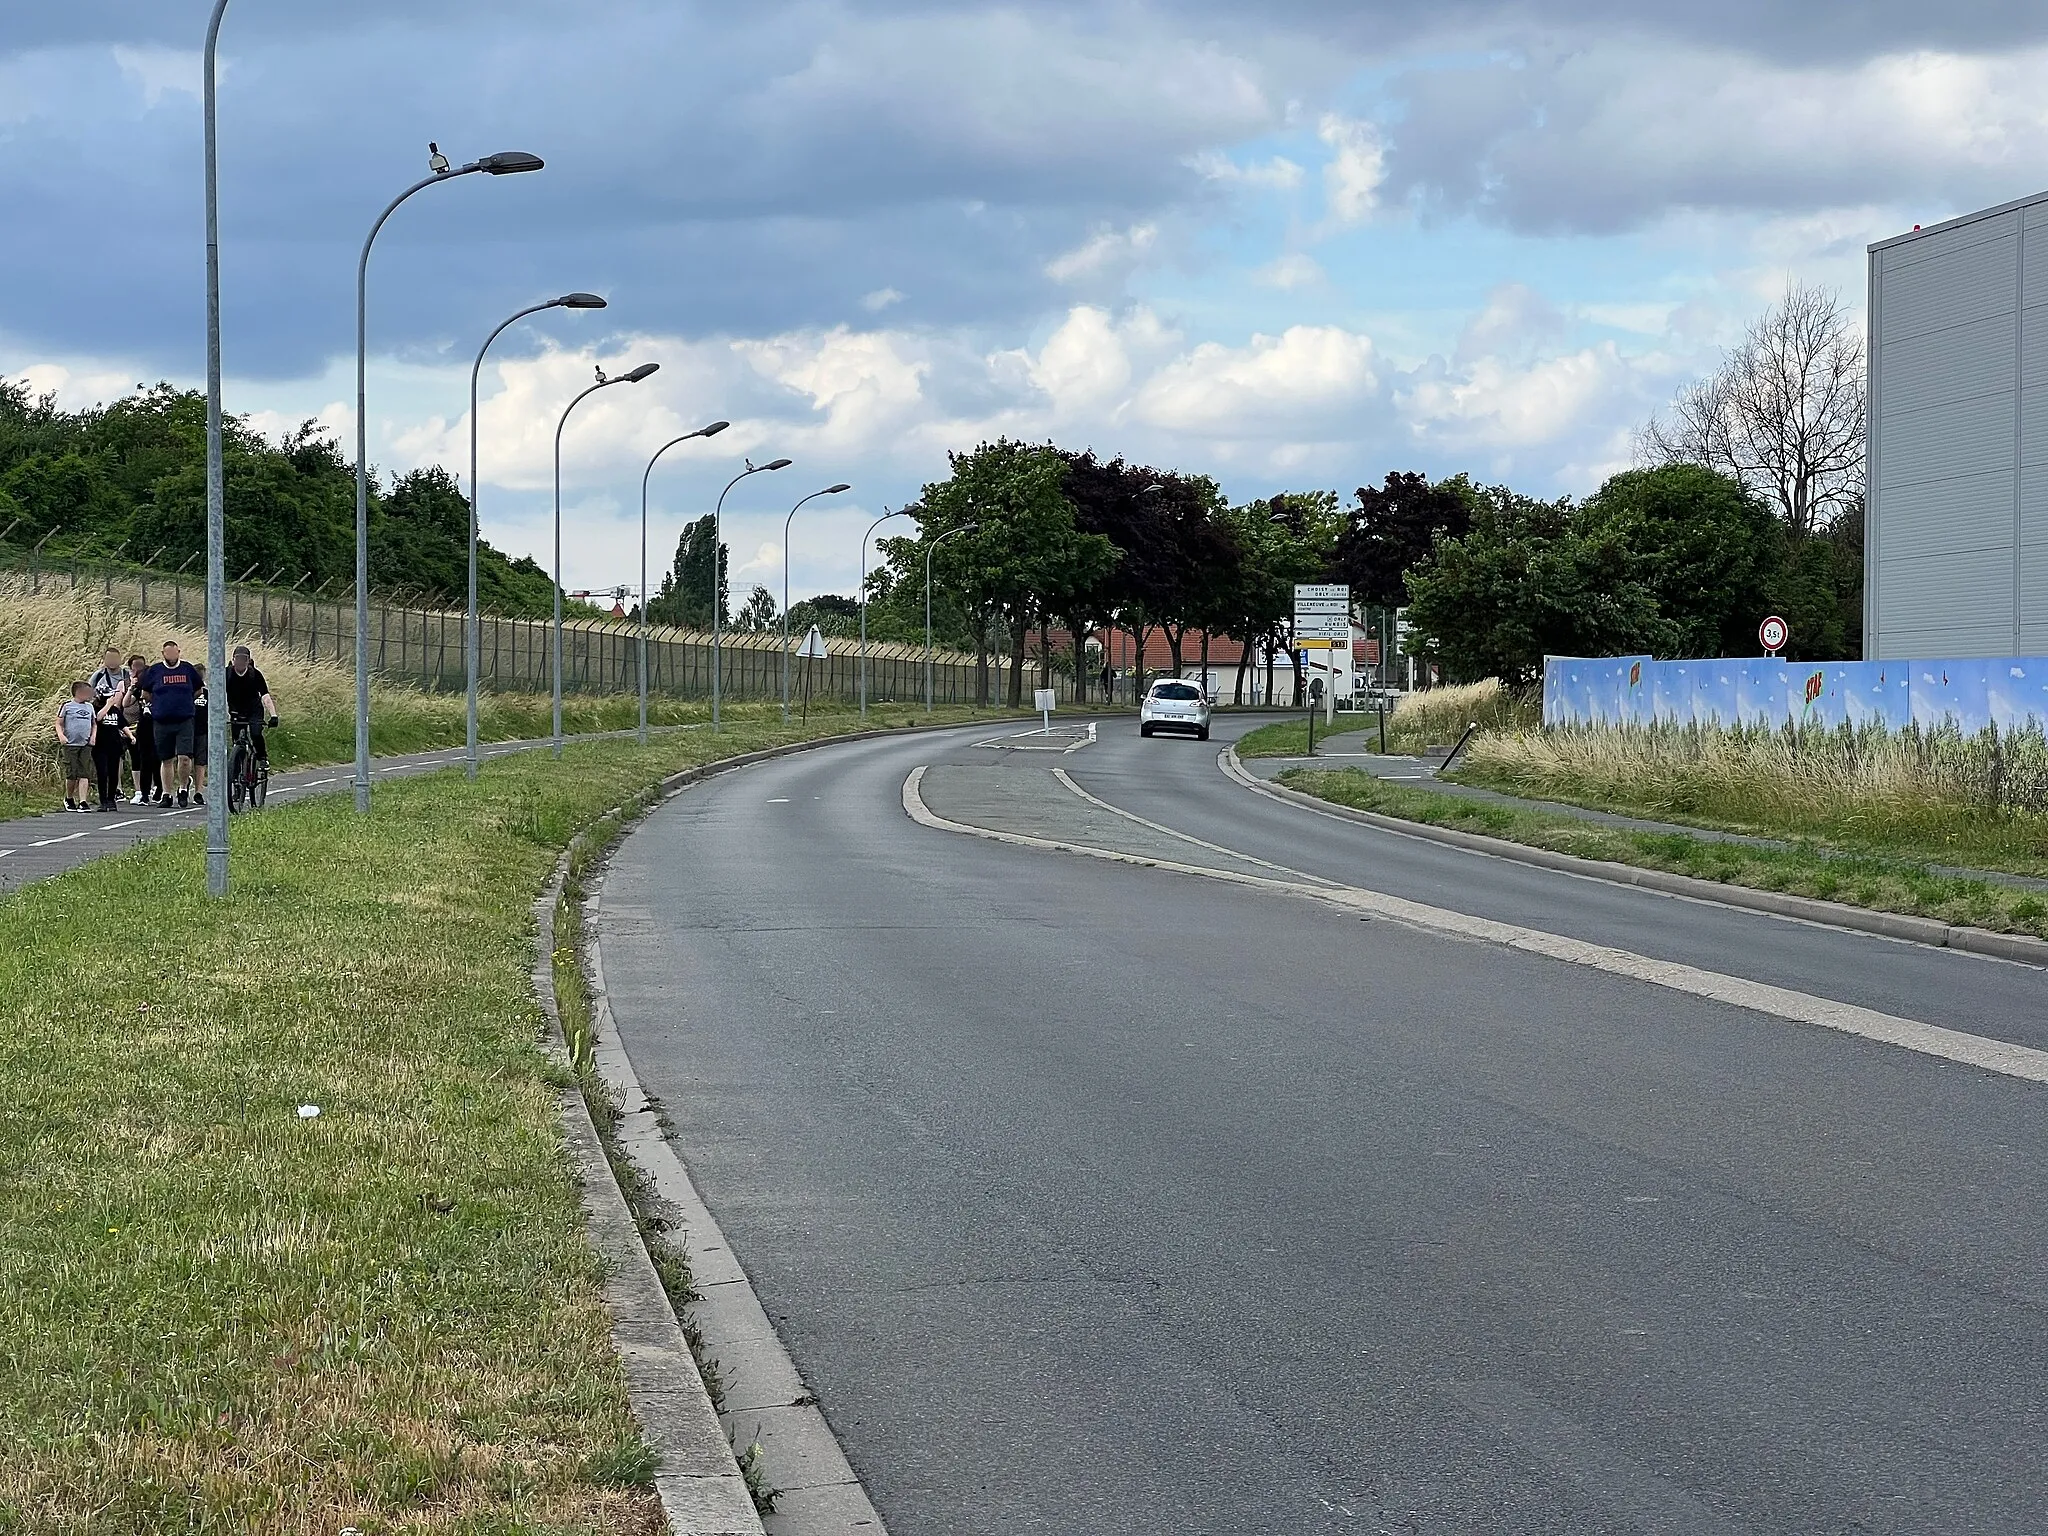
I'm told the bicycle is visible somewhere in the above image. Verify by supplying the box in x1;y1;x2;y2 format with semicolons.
226;715;270;813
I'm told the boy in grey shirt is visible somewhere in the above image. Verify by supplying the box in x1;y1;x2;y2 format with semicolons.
55;681;97;812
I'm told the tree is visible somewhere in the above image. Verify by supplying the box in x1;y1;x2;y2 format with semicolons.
786;593;861;638
1637;283;1864;538
648;513;727;630
906;440;1116;707
733;584;777;632
1403;486;1675;685
1333;471;1473;608
1576;464;1779;657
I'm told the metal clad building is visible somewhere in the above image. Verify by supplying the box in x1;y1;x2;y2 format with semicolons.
1867;192;2048;659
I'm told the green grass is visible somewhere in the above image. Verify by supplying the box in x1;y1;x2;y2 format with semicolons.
0;703;1004;1533
260;690;709;776
1277;766;2048;942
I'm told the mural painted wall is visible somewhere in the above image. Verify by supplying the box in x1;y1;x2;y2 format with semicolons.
1543;655;2048;734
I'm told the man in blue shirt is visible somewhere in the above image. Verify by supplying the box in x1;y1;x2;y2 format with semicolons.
138;639;203;809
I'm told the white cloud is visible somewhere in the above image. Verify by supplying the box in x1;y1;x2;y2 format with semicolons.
1133;325;1379;435
1187;150;1304;189
1045;223;1159;284
1318;112;1386;225
112;45;203;108
1254;252;1324;290
1398;344;1642;451
861;287;905;312
735;326;930;445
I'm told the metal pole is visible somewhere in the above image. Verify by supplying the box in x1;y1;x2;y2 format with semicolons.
202;0;230;896
469;299;562;777
922;523;974;714
356;168;475;812
859;508;906;720
555;380;610;756
780;485;849;723
710;459;788;730
640;422;729;741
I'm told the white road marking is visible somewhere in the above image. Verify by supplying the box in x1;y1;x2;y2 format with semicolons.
904;766;2048;1088
28;831;90;848
1049;767;1339;886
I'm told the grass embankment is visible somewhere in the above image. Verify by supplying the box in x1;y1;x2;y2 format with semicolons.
1278;766;2048;940
1460;721;2048;878
0;704;1000;1532
2;580;710;817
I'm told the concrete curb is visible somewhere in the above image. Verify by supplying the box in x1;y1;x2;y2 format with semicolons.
534;856;763;1534
1221;748;2048;969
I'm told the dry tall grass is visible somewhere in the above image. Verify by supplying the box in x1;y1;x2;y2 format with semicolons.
0;578;681;793
1390;678;1535;746
1464;718;2048;851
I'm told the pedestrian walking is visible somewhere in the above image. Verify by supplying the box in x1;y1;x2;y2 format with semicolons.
87;647;132;806
137;640;203;808
91;682;134;811
122;653;163;804
55;682;97;812
1100;662;1114;703
190;663;210;806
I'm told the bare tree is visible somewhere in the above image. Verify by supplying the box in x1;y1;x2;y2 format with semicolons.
1637;283;1864;538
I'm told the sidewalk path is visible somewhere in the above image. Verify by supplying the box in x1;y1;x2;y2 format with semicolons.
0;732;679;894
1243;726;2048;893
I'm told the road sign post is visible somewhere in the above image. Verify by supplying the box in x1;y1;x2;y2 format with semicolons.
1294;585;1348;745
1759;614;1789;657
797;625;828;724
1033;686;1056;734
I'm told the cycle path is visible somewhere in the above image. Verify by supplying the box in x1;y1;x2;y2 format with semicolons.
0;730;687;894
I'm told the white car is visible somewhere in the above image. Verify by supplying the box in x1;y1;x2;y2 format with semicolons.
1140;678;1212;739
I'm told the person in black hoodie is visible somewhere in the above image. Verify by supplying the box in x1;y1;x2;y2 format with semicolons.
121;652;163;804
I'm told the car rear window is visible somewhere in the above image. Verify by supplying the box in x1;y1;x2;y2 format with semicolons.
1152;682;1202;701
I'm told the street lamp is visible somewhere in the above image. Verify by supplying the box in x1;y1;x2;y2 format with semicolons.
553;363;660;755
639;420;731;744
353;142;544;813
858;507;909;720
781;484;851;722
466;292;608;778
710;457;792;729
925;523;976;713
202;0;229;893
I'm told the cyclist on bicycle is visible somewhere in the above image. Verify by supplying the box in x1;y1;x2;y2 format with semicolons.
223;645;279;761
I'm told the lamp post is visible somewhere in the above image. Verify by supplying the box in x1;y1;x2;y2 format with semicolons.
781;484;851;721
466;292;608;778
859;507;908;720
353;144;545;814
553;363;660;755
710;457;791;729
925;523;976;713
202;0;229;893
639;420;731;744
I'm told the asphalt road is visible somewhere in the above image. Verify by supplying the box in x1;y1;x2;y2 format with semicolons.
597;714;2048;1535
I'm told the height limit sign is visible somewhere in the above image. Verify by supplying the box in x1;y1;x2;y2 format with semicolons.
1294;583;1351;643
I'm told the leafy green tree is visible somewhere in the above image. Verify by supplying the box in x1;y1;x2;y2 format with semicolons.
786;593;861;639
734;585;777;633
1577;463;1778;656
900;440;1116;706
648;513;727;630
1334;471;1473;609
1404;486;1675;684
1766;500;1864;660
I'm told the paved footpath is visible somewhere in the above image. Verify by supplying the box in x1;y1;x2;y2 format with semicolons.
0;732;672;893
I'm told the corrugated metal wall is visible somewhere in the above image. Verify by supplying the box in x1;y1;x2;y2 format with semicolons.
1868;192;2048;659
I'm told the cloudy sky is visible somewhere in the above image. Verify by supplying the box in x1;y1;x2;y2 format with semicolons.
6;1;2047;603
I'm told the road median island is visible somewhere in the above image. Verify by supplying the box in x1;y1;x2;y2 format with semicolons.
0;705;1003;1533
1235;753;2048;963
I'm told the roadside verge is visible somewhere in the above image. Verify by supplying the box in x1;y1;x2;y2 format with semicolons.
1221;747;2048;968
